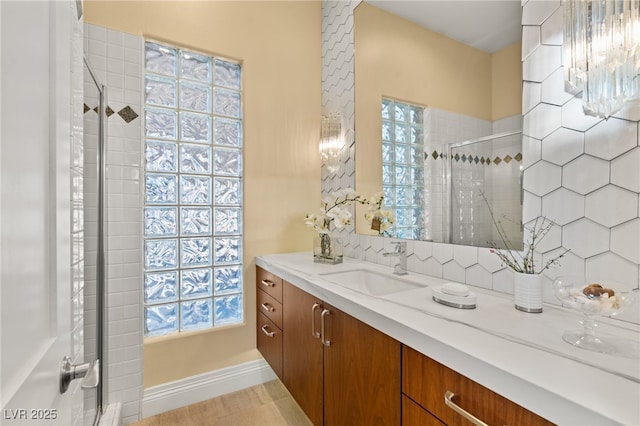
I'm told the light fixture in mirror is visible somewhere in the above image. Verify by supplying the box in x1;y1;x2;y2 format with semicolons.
320;114;343;174
354;1;523;250
564;0;640;118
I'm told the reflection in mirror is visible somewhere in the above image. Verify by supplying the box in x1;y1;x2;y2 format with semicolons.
354;1;523;249
449;131;523;249
380;98;426;240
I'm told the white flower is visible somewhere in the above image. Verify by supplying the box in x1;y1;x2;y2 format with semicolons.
329;208;352;229
304;213;318;227
367;191;384;206
380;208;395;222
362;192;395;236
305;211;330;234
305;189;387;236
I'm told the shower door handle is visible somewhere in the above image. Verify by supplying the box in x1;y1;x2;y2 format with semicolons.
60;356;100;394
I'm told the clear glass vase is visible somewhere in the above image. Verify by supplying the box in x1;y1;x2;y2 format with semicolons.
313;234;343;264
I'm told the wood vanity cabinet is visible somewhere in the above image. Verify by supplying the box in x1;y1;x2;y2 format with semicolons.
282;279;401;426
402;345;554;426
257;266;550;426
256;267;284;380
403;395;445;426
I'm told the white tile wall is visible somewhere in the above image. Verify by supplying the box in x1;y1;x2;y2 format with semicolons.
84;23;143;425
321;0;640;325
70;2;85;424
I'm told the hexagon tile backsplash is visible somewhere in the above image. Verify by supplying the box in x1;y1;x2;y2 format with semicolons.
321;0;639;325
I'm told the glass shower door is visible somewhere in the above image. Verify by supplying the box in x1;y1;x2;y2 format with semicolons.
83;57;106;426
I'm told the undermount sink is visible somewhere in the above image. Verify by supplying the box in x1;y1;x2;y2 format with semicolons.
319;269;425;296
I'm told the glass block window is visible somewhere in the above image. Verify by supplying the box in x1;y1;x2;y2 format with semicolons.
381;98;425;240
144;41;243;337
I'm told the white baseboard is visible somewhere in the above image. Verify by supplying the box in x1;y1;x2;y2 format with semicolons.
141;359;277;419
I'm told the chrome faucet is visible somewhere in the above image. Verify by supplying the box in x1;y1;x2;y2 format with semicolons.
383;241;408;275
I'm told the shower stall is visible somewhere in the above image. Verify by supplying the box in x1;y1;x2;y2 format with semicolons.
83;56;107;426
81;22;145;425
447;131;523;249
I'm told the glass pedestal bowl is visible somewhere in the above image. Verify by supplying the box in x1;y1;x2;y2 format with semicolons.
552;276;638;357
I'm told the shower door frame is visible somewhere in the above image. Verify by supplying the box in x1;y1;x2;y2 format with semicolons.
83;56;107;426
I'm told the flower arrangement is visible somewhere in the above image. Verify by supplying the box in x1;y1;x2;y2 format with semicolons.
305;188;370;264
305;189;395;235
305;188;395;263
304;188;368;234
481;191;569;274
363;192;395;236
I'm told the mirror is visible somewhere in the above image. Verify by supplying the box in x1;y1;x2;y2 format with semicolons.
354;0;524;249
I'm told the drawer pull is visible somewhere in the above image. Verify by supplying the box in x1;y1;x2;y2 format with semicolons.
261;302;275;313
321;309;331;347
261;325;275;337
311;303;321;338
260;279;275;288
444;390;489;426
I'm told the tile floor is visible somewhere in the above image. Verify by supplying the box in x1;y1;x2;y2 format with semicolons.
132;380;312;426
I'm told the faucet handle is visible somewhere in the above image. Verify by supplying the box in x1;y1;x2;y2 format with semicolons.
387;241;408;275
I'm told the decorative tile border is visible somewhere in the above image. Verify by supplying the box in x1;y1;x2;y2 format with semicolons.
428;150;523;165
84;103;139;123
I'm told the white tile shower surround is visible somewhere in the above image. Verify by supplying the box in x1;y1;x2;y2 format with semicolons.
321;0;640;326
84;23;144;425
71;3;86;425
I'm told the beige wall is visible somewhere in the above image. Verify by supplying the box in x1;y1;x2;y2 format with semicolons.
492;41;522;120
354;2;521;231
84;0;321;388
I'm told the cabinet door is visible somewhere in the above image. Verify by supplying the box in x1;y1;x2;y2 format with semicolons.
323;304;401;426
282;282;324;426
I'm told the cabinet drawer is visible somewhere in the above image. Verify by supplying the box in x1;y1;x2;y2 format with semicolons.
402;395;445;426
402;345;553;426
257;288;283;329
257;312;283;380
256;266;283;302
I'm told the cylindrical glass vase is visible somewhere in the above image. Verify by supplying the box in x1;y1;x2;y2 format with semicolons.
514;272;543;313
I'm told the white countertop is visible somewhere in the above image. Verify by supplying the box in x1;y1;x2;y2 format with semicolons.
256;252;640;426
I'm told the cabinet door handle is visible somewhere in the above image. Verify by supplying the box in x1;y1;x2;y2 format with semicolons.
444;390;489;426
260;279;275;288
261;325;275;337
311;303;321;338
320;309;331;347
261;302;275;313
